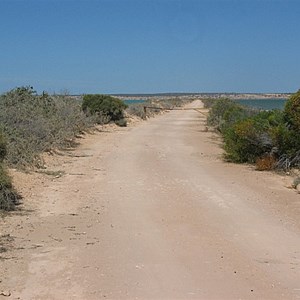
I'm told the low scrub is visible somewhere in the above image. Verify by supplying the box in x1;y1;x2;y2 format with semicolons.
0;130;6;162
207;92;300;170
0;132;20;211
127;97;192;119
223;116;272;163
0;164;20;211
82;94;127;124
284;90;300;131
159;98;191;109
0;86;95;169
255;155;277;171
207;98;257;133
201;98;218;109
126;102;148;119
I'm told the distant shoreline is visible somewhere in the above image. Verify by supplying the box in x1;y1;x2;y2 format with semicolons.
68;93;290;102
114;93;290;101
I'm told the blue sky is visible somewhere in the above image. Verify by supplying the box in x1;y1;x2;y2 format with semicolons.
1;0;300;94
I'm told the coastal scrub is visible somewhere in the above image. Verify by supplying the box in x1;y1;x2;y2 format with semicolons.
207;92;300;170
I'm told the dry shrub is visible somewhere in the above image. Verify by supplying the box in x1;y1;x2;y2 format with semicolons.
0;87;96;169
292;177;300;189
255;155;277;171
0;164;20;210
127;103;148;119
127;98;193;120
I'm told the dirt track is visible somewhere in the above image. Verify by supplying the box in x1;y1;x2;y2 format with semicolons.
1;100;300;299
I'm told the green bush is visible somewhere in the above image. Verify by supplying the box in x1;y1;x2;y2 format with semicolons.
201;98;218;109
207;98;256;133
207;92;300;169
223;110;288;163
278;91;300;162
224;116;272;163
284;90;300;131
270;124;299;156
82;94;127;122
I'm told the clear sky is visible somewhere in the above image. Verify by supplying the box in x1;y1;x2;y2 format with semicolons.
1;0;300;94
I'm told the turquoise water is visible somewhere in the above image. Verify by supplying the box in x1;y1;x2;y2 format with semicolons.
235;98;287;110
124;99;147;105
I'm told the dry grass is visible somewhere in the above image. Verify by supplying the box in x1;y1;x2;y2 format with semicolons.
255;155;277;171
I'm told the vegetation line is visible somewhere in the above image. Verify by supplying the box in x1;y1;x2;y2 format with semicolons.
203;91;300;179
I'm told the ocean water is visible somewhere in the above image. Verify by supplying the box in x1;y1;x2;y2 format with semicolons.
124;99;147;105
235;98;287;110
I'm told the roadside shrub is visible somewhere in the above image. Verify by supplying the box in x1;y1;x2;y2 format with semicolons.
292;177;300;189
0;130;6;162
0;122;20;210
0;87;95;169
270;124;300;157
278;91;300;162
284;90;300;131
201;98;218;109
207;92;300;170
115;118;127;127
207;98;256;133
82;94;127;122
223;115;272;163
255;155;277;171
0;164;20;211
126;102;148;119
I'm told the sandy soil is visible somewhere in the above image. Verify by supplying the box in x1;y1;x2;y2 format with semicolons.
1;100;300;300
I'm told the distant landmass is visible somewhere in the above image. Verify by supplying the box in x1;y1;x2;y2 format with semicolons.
69;92;291;102
111;92;290;101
